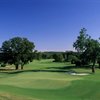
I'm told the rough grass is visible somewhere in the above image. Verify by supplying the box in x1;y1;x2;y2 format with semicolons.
0;59;100;100
0;92;37;100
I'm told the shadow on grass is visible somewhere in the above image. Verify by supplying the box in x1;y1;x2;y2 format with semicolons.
0;65;92;74
0;67;77;74
46;66;76;70
46;64;91;70
5;70;76;74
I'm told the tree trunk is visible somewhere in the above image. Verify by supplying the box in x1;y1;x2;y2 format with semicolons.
92;66;95;73
98;63;100;69
15;64;19;70
92;60;95;73
21;65;23;70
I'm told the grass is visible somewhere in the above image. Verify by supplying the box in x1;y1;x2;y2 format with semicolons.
0;59;100;100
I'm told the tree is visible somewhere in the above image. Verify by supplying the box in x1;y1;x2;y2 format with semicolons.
73;28;89;53
33;50;38;59
73;28;100;73
97;59;100;69
36;52;42;60
33;51;42;60
85;38;100;73
97;56;100;69
73;28;90;66
53;54;63;62
69;55;78;64
64;51;76;62
42;53;48;59
1;37;35;70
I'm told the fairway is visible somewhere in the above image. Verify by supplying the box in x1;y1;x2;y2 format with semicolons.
0;0;100;99
0;59;100;100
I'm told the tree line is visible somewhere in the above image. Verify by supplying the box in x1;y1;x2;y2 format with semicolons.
0;28;99;73
0;37;67;70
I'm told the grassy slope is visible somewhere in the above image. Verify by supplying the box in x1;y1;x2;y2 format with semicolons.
0;59;100;100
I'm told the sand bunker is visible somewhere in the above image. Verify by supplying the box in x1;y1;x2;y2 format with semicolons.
69;72;90;76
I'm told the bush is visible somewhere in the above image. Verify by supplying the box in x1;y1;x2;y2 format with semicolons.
70;56;79;64
1;63;6;67
75;60;81;67
53;54;63;62
69;56;81;67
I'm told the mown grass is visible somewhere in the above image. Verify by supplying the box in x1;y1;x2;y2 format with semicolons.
0;59;100;100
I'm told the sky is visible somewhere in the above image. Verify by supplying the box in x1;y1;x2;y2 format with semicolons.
0;0;100;51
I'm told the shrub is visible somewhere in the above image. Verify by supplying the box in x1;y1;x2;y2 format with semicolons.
1;63;6;67
53;54;63;62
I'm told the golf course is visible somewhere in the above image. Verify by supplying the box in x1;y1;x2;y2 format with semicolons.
0;0;100;100
0;59;99;100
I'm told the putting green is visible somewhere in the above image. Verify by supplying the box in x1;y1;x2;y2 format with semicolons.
0;72;81;89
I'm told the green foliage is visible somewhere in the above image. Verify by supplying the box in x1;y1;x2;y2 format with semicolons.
0;63;6;67
36;52;42;60
42;51;65;59
73;28;89;53
73;28;100;73
1;37;35;70
63;51;73;62
62;51;78;62
97;56;100;68
53;54;64;62
69;55;78;64
42;53;48;59
33;51;42;60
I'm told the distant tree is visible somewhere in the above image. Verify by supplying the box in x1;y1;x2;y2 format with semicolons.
64;51;76;62
53;54;58;62
33;50;38;59
69;55;78;64
36;52;42;60
68;55;81;67
53;54;63;62
1;37;35;70
42;53;47;59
